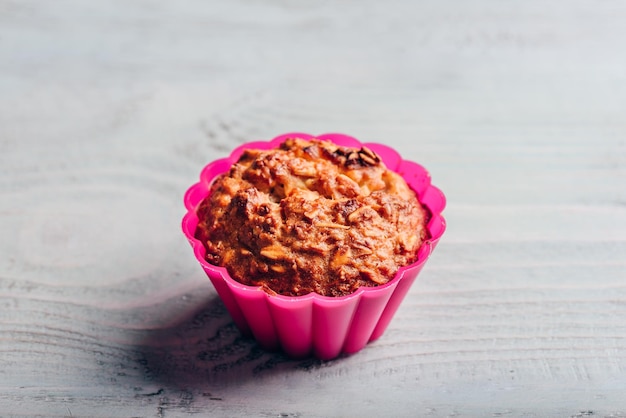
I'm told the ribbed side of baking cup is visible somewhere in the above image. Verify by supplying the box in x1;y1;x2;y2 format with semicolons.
182;133;446;360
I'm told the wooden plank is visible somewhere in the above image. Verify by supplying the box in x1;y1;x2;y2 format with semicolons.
1;0;625;416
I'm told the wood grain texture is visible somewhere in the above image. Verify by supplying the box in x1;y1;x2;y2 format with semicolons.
1;0;626;416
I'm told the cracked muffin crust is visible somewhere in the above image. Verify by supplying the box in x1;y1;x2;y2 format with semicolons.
194;138;430;297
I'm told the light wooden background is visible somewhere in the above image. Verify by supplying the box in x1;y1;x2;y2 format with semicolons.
1;1;625;417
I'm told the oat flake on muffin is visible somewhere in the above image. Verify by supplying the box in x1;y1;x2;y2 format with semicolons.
194;138;430;297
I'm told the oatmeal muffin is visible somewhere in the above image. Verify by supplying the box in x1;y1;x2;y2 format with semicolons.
194;138;430;297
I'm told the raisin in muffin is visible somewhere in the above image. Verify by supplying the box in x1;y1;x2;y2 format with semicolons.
194;138;429;297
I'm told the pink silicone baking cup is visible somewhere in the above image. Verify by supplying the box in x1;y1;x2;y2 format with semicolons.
182;133;446;360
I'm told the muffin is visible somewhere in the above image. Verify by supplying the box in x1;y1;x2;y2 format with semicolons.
194;137;430;297
182;133;446;360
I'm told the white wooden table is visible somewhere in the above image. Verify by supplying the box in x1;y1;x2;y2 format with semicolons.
2;1;625;416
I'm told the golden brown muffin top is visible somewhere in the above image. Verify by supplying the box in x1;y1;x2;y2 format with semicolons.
195;138;429;297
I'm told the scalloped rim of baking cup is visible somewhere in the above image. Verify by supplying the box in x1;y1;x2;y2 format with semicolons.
182;133;446;360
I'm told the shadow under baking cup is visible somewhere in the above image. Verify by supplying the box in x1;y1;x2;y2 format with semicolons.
182;132;446;360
